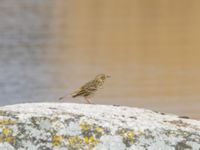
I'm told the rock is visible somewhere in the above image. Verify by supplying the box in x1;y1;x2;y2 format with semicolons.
0;103;199;150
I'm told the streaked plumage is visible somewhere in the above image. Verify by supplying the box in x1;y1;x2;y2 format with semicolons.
59;74;110;103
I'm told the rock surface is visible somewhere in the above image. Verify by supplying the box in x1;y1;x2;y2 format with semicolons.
0;103;199;150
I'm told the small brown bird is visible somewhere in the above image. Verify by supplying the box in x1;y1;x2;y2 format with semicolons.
59;74;110;103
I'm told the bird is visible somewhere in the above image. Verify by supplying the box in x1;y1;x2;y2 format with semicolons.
58;74;110;104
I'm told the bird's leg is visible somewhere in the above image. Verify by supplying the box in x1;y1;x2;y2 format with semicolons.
85;97;92;104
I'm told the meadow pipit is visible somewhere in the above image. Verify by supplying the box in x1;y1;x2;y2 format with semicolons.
59;74;110;103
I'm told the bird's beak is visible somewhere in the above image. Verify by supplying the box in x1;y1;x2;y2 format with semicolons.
106;75;111;78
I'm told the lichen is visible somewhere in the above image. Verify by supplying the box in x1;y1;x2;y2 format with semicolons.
80;122;110;139
84;135;99;147
50;122;104;150
77;122;108;149
0;119;16;126
0;128;16;145
117;128;136;147
66;136;82;149
0;111;18;120
52;135;63;146
175;141;192;150
66;135;99;150
0;103;199;149
68;135;83;145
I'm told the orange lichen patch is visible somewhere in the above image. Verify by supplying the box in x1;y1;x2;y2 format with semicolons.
52;135;63;146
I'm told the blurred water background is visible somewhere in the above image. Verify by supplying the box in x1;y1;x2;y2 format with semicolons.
0;0;200;119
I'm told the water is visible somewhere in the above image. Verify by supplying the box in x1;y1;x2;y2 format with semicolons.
0;0;200;119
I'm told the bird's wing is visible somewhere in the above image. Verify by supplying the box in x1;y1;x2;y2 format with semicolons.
82;80;98;92
70;87;84;97
71;80;97;97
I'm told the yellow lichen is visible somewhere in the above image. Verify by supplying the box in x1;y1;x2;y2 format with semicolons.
52;135;63;146
84;136;99;145
80;123;91;131
0;136;3;143
126;131;135;140
2;128;12;136
95;127;104;134
68;136;83;145
78;122;104;149
67;135;99;149
5;136;16;144
0;128;16;144
0;119;16;125
84;136;89;144
117;129;136;146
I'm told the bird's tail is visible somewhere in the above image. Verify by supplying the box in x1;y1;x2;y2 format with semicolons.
71;93;78;98
58;93;70;101
70;88;82;98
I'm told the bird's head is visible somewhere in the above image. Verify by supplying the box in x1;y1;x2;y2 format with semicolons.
95;74;111;81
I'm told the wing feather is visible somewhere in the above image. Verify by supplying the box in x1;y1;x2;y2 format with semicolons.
71;79;98;97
